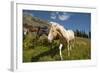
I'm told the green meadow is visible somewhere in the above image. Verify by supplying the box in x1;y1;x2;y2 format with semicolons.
23;33;91;62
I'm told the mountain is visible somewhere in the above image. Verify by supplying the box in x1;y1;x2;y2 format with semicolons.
23;14;50;28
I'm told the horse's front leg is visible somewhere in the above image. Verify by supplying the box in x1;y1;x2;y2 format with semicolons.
59;44;63;60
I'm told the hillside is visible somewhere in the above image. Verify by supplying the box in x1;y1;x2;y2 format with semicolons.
23;36;91;62
23;14;50;28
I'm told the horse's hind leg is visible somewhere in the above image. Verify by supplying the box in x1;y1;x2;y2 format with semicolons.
69;41;72;51
59;44;63;60
67;42;70;56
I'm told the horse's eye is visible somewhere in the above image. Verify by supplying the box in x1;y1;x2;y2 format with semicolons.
52;30;54;32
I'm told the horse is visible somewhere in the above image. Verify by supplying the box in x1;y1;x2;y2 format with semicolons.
48;21;75;60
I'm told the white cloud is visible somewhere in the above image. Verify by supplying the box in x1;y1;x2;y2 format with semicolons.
50;12;71;21
58;14;70;21
58;12;70;21
51;15;56;19
50;12;57;19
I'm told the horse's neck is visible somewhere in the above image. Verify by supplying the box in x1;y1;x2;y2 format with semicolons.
55;26;67;44
57;25;68;37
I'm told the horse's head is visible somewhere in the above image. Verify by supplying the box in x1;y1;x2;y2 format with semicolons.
48;22;60;43
48;25;55;43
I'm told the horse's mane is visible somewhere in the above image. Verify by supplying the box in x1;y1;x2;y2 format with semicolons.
50;21;60;26
50;22;66;35
50;21;74;41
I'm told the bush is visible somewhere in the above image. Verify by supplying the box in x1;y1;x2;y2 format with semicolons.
38;34;49;46
23;33;37;50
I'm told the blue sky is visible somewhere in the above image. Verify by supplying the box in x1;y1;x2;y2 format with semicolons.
23;10;91;34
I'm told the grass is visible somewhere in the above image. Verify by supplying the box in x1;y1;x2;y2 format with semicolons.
23;34;91;62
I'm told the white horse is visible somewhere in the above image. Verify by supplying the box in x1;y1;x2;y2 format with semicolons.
48;21;75;60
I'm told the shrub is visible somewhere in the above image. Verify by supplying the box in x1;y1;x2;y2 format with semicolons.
23;33;37;50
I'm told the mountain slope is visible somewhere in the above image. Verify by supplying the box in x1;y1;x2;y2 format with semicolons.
23;14;50;28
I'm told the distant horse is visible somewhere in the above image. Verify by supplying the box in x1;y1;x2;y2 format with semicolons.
48;21;75;60
23;24;38;35
23;23;48;37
